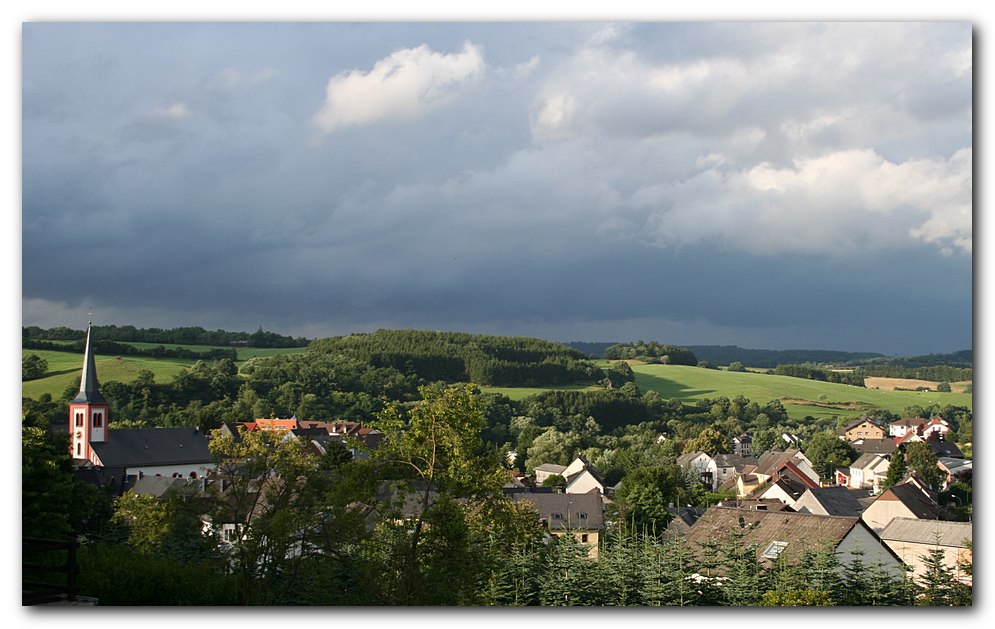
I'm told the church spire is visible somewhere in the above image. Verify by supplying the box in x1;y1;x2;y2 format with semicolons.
73;323;106;404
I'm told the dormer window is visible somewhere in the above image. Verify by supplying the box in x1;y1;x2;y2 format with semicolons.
551;513;563;520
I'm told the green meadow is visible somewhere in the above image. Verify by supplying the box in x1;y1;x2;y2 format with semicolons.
483;362;972;421
20;344;306;400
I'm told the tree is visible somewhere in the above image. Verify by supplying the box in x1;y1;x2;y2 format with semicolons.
616;465;691;531
803;430;856;480
936;382;952;393
883;447;907;488
523;427;582;472
368;383;506;604
917;545;971;606
604;361;635;388
904;441;944;490
541;474;567;489
22;420;73;538
683;427;729;455
207;426;330;604
727;361;746;372
22;353;49;380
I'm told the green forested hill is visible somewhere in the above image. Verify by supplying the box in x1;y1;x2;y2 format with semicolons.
308;329;601;387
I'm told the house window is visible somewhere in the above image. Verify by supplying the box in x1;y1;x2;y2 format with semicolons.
552;513;563;520
93;412;103;428
578;513;588;520
762;541;789;560
76;443;81;456
75;412;83;427
581;534;589;543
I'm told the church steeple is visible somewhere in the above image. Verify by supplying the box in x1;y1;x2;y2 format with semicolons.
69;320;109;461
73;323;106;404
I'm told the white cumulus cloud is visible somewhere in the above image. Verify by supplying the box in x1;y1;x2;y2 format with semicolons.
628;147;972;256
312;41;484;135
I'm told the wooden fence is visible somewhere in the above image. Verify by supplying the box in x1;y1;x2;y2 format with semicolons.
22;536;79;605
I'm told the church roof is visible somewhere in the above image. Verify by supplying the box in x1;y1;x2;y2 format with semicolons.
72;325;107;405
90;428;213;468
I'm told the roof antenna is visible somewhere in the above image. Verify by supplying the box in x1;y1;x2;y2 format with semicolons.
88;305;93;327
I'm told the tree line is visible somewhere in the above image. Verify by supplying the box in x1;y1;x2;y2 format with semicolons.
23;338;239;362
604;341;698;365
22;324;310;348
771;364;866;387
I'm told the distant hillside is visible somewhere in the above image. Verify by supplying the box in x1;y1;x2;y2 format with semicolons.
309;329;601;387
564;342;883;366
687;346;885;368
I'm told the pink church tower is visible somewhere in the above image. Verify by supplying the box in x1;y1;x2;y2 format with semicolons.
69;323;109;462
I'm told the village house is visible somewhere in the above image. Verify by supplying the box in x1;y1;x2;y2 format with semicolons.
937;457;972;491
509;491;604;558
878;518;972;586
684;507;904;577
731;434;753;457
534;463;568;486
560;455;607;494
848;453;891;494
676;451;719;491
850;438;899;457
792;486;866;518
753;474;818;508
839;417;887;442
712;453;758;490
889;416;951;440
861;481;948;533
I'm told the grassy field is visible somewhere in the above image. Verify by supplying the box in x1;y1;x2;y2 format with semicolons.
21;344;306;400
629;364;970;418
21;349;199;400
479;383;602;400
484;361;972;420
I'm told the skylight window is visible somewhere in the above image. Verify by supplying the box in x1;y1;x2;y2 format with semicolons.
762;541;788;559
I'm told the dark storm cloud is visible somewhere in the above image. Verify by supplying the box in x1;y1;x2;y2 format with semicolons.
22;22;972;354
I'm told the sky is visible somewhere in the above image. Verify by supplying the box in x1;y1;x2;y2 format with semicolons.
20;20;973;355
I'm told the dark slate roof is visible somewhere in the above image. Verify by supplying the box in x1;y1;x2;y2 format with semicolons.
131;475;191;499
74;465;134;496
928;439;964;459
90;428;213;468
798;486;865;517
510;491;604;531
72;325;107;405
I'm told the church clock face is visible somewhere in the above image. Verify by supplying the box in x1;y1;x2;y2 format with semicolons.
75;430;82;440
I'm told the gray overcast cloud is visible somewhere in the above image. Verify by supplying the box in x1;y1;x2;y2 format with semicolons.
22;22;972;354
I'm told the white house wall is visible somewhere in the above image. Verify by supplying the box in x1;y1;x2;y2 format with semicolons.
837;525;905;578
